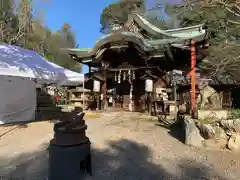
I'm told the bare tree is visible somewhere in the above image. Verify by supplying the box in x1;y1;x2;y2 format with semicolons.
176;0;240;25
0;0;34;45
175;0;240;80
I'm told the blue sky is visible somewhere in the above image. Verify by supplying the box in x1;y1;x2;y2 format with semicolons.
37;0;176;73
38;0;119;73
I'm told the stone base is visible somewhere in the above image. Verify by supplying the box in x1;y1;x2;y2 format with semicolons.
48;142;92;180
198;109;228;120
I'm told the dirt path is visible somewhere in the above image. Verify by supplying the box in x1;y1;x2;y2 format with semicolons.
0;112;240;180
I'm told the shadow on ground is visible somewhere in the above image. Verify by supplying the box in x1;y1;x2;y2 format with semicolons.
0;139;229;180
156;117;186;144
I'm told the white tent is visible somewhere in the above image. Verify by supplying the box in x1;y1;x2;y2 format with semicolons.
0;44;84;124
46;60;85;86
62;69;84;86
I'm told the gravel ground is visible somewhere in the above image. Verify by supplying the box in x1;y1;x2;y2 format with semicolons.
0;111;240;180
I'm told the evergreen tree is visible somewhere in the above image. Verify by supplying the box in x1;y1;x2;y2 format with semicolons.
100;0;145;34
0;0;82;72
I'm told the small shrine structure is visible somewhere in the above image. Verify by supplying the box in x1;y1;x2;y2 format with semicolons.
66;13;209;115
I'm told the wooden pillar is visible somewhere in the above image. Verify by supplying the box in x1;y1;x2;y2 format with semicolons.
102;70;107;110
88;66;91;75
112;97;116;108
69;90;72;105
191;39;197;117
112;89;116;108
147;92;152;115
95;92;100;111
143;93;147;112
173;82;178;121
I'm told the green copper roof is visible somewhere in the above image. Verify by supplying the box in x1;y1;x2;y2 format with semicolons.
134;14;206;39
66;14;207;62
69;48;92;52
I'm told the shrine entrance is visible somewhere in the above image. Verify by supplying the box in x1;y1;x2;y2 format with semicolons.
67;14;208;115
115;80;131;109
109;69;145;112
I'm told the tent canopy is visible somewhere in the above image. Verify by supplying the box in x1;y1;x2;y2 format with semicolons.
0;44;84;85
0;44;84;125
46;60;84;86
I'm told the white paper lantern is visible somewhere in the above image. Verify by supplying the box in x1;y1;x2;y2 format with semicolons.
145;79;153;92
93;80;100;92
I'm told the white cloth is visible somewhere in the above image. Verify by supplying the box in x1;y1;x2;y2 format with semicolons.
0;76;36;125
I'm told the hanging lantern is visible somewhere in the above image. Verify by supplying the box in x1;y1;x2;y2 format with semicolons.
93;80;100;92
145;78;153;92
132;70;136;80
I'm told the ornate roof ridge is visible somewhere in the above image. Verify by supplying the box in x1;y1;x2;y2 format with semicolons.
125;13;206;39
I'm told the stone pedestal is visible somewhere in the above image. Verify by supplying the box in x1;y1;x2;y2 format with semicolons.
49;142;91;180
48;107;92;180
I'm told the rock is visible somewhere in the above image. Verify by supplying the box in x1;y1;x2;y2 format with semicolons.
184;117;204;147
227;133;240;152
233;119;240;133
198;85;222;109
221;119;240;133
215;126;227;139
220;120;234;130
199;124;215;139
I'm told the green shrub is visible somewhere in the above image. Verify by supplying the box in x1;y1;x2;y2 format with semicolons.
198;118;212;124
229;109;240;119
